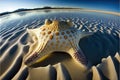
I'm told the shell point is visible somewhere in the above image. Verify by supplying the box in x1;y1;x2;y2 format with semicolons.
45;19;52;25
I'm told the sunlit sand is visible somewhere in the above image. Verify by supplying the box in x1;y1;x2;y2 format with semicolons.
0;9;120;80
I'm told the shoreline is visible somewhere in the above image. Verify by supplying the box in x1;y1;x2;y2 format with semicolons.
0;8;119;16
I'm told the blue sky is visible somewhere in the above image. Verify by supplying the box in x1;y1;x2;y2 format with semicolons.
0;0;119;13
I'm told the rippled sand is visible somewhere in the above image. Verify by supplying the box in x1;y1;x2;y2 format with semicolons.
0;9;120;80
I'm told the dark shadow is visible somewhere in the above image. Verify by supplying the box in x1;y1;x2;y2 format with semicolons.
79;31;119;65
30;52;71;68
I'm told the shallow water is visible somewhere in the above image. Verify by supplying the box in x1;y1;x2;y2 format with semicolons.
0;9;119;80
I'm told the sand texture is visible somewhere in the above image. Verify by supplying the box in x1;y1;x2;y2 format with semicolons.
0;9;120;80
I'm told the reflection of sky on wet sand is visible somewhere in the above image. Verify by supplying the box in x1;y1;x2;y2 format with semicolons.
0;9;119;34
0;9;120;26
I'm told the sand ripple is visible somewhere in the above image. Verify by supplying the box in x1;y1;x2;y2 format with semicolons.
0;10;120;80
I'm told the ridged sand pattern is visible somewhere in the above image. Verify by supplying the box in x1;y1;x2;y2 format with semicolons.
0;9;120;80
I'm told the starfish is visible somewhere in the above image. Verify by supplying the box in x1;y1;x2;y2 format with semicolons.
24;19;92;67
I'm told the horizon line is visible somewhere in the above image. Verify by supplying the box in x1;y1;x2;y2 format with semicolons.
0;7;119;16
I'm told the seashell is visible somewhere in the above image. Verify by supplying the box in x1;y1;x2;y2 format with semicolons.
24;19;93;67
